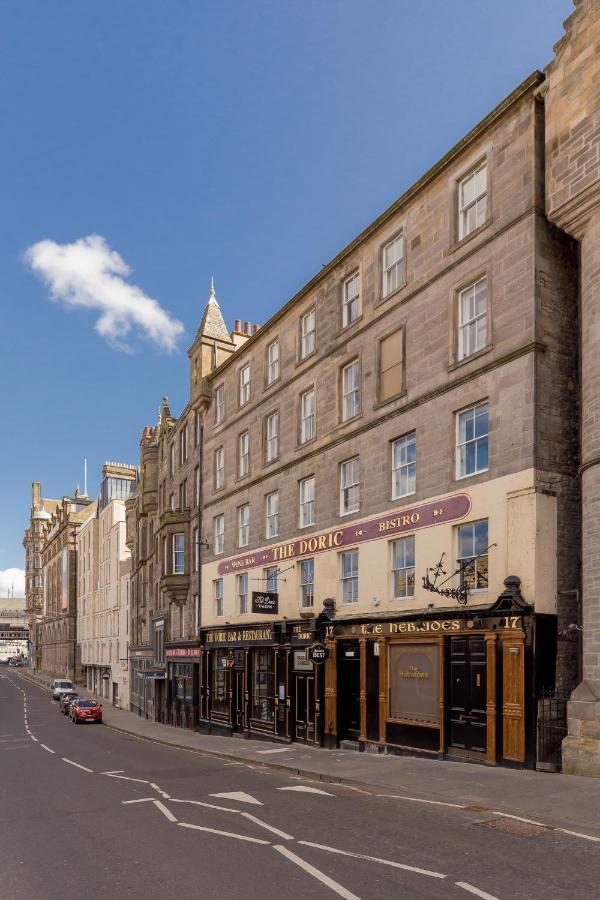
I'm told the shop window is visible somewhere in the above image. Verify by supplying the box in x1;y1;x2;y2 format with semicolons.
340;549;358;604
391;536;415;599
174;664;193;704
388;644;440;725
456;401;489;478
392;433;416;499
211;654;229;716
456;520;489;591
251;649;275;724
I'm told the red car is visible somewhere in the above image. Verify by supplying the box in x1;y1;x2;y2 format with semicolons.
70;699;102;724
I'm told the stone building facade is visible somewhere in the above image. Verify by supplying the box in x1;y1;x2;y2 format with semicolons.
127;285;253;726
22;482;59;666
77;462;136;708
195;71;579;767
543;0;600;775
38;491;94;680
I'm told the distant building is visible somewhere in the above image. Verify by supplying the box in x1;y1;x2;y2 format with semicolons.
38;490;94;680
0;596;28;662
77;463;136;707
22;482;60;665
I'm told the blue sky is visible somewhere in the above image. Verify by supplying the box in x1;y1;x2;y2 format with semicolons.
0;0;572;591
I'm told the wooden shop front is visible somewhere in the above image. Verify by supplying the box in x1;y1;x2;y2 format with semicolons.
323;581;549;767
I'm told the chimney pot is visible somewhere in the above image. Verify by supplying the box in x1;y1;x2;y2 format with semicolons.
253;323;260;334
244;322;252;335
234;319;242;333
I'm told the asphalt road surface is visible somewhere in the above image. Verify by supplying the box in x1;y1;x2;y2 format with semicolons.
1;668;598;900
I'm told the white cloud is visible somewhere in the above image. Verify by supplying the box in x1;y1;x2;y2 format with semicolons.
0;568;25;597
25;234;184;352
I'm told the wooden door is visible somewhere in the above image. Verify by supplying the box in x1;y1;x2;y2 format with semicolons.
447;636;487;757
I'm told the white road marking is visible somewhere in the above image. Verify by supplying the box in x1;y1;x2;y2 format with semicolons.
255;747;295;754
122;798;155;804
40;744;55;754
102;770;125;775
30;736;38;742
491;812;547;828
178;822;270;845
104;774;149;784
210;791;263;806
62;758;93;773
150;782;171;799
455;881;499;900
298;841;446;879
223;762;244;767
153;800;177;823
273;845;360;900
241;813;294;840
278;785;333;796
375;793;466;809
556;828;600;843
170;798;241;813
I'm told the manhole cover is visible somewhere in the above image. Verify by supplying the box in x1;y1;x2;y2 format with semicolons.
478;817;549;837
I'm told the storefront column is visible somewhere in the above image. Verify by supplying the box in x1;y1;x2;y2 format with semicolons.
378;638;387;744
359;637;367;742
323;637;337;748
485;634;498;766
501;631;526;764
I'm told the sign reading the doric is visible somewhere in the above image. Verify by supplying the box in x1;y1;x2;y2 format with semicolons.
204;625;274;647
217;494;471;575
251;591;278;614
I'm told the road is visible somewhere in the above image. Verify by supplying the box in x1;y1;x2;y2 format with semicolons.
0;668;597;900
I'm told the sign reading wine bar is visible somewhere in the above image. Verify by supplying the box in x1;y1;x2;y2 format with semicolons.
217;494;471;576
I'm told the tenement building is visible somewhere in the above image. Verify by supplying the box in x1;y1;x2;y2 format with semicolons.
127;287;254;726
126;0;600;774
38;490;94;680
198;72;579;769
23;482;59;666
77;462;136;707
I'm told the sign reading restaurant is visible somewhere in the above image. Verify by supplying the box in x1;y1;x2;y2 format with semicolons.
217;494;471;576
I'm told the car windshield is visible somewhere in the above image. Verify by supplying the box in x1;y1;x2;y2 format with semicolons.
77;700;98;708
56;682;72;688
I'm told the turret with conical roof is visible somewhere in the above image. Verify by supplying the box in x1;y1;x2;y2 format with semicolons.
188;278;236;409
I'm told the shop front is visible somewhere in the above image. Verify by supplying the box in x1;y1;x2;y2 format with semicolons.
200;623;288;740
287;622;322;745
130;647;154;718
165;643;202;730
323;577;552;768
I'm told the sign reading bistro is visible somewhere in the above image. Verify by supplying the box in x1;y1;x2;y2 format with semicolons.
217;494;471;576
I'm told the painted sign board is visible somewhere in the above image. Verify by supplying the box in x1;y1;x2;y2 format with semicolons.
217;494;471;576
252;591;278;614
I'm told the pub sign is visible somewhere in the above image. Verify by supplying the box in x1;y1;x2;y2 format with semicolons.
252;591;278;614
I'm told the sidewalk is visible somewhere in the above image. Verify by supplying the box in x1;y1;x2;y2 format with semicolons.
21;668;600;838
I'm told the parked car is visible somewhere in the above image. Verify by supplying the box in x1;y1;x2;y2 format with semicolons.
70;699;102;724
52;679;74;700
59;692;79;715
8;658;18;667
